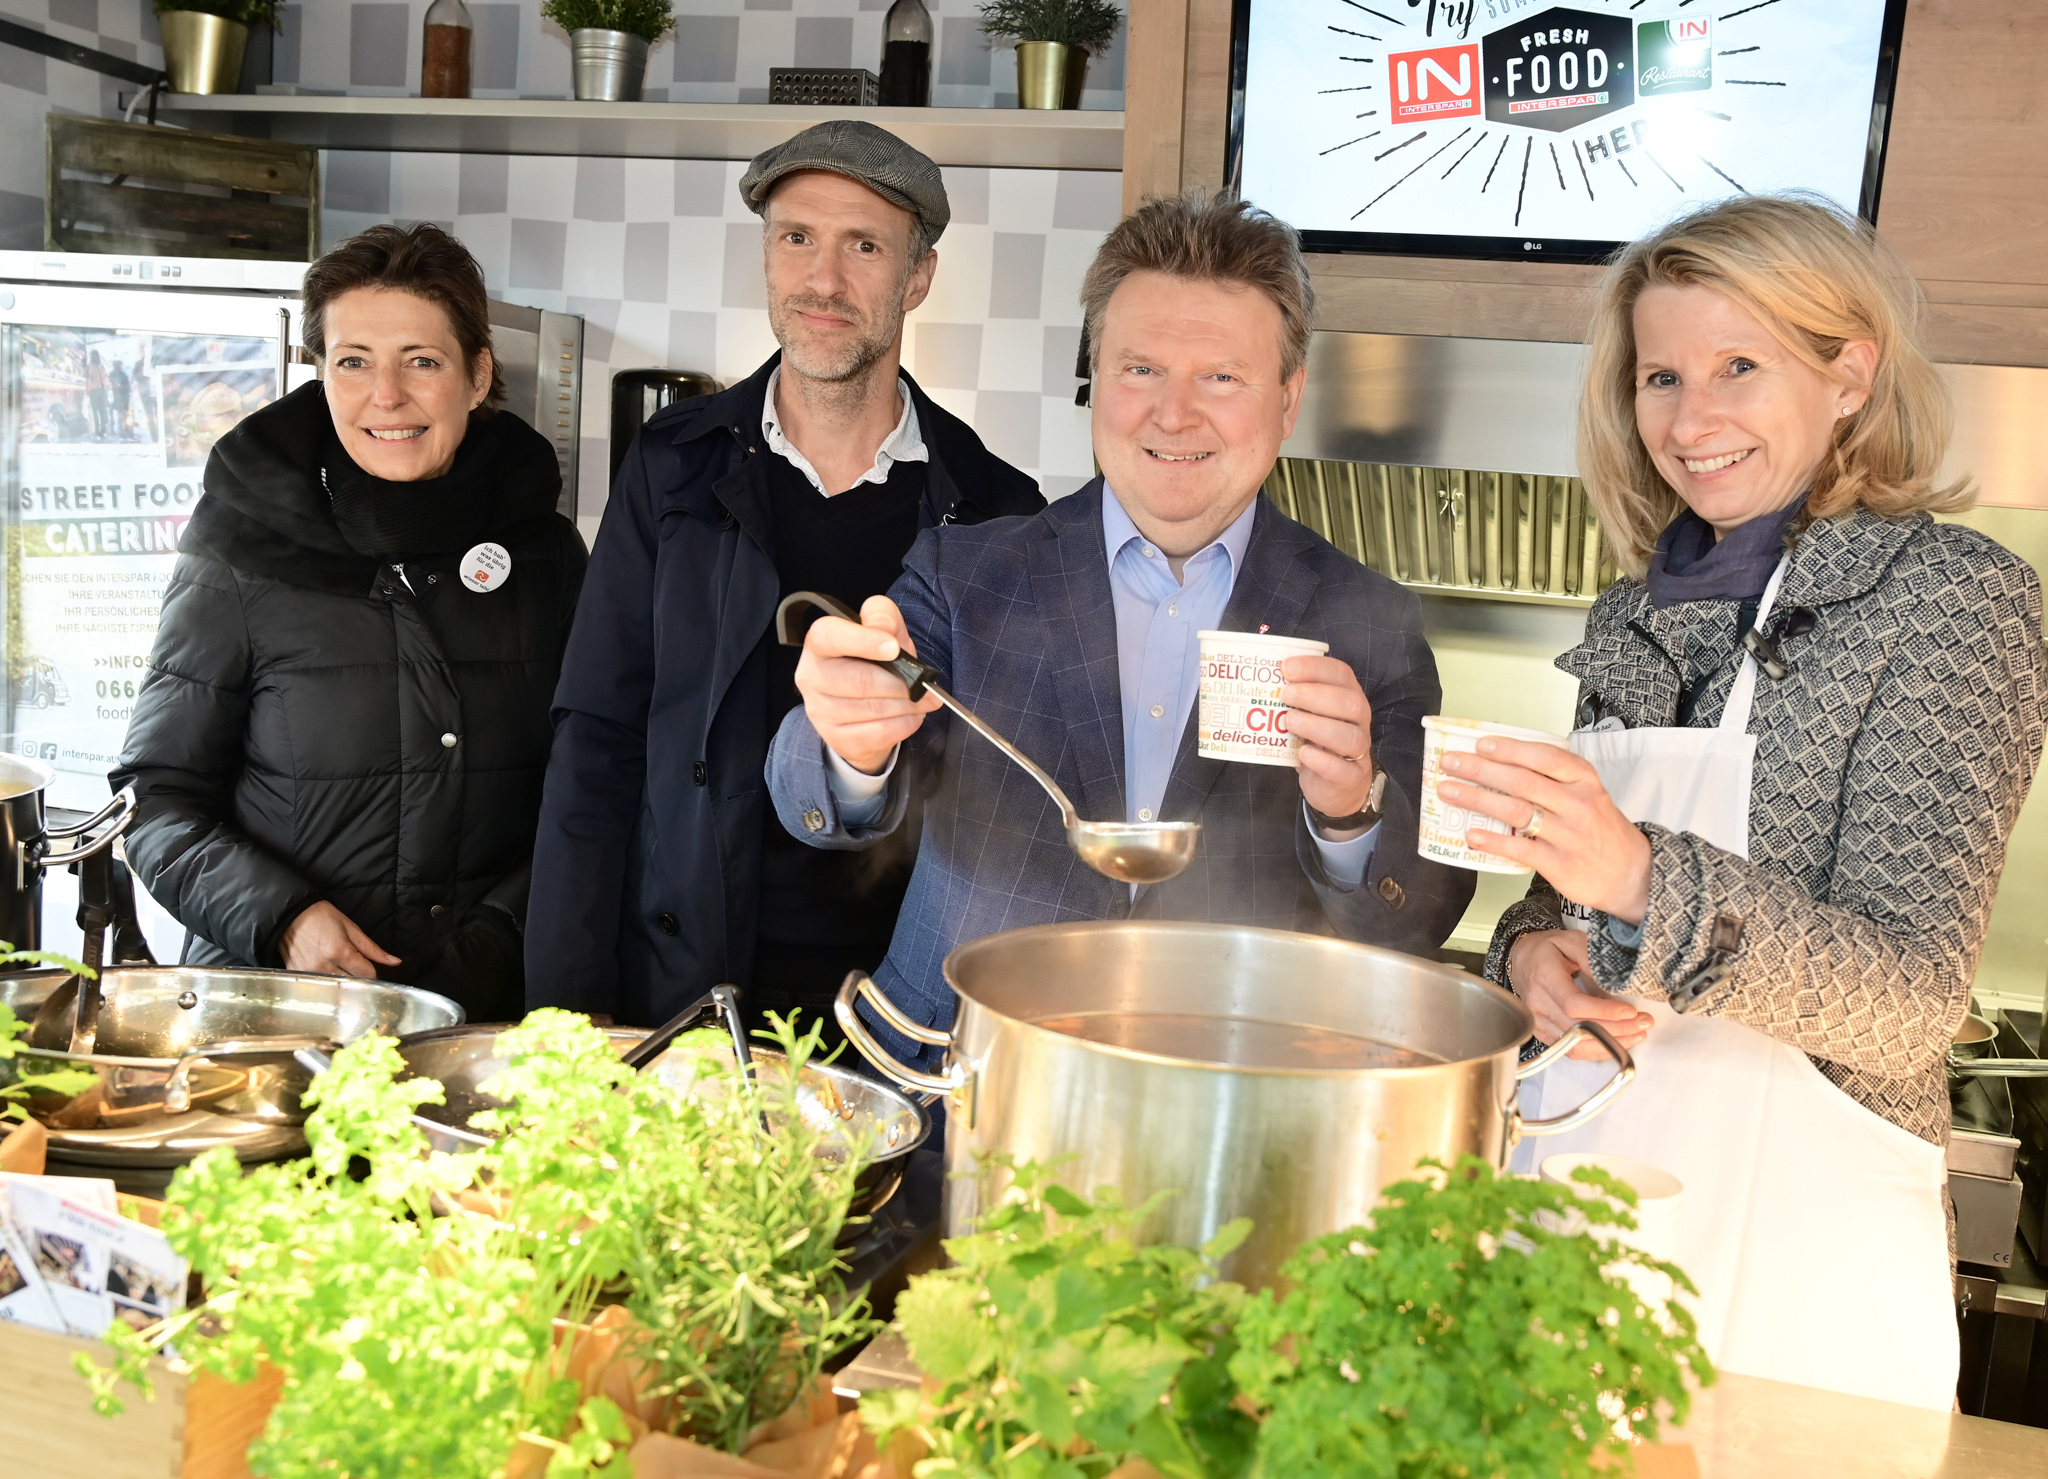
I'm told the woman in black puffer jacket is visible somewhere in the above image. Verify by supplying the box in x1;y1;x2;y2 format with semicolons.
113;224;586;1021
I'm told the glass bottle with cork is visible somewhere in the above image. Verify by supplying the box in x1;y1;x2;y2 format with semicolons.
421;0;474;99
877;0;933;107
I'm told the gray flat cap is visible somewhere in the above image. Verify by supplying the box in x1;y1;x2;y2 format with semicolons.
739;120;949;247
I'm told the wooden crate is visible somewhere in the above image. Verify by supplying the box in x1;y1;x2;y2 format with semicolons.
0;1127;278;1475
0;1318;277;1479
45;114;318;262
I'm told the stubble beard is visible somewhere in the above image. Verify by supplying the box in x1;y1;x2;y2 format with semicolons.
770;291;905;392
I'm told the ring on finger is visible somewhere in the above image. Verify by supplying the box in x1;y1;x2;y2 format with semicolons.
1523;804;1545;841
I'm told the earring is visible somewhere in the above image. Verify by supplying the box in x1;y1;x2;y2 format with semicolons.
1840;405;1855;417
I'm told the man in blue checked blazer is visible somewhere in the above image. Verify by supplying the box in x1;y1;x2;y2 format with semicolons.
768;191;1473;1065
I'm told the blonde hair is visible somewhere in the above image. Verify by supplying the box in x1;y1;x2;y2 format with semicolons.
1081;190;1315;381
1578;194;1969;578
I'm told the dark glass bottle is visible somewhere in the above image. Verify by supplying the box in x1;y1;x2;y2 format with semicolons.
420;0;473;98
878;0;933;107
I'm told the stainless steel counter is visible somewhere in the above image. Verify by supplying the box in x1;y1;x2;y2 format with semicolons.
1666;1370;2048;1478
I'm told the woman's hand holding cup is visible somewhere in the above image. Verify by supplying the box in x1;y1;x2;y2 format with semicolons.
1436;736;1654;923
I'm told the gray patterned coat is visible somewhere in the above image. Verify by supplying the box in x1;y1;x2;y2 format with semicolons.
1484;509;2046;1146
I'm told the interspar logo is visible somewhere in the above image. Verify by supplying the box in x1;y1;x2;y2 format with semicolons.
1508;90;1608;116
1389;43;1481;124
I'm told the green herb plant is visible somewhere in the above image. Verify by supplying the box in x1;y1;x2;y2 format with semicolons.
80;1008;874;1478
1228;1157;1715;1479
0;944;104;1121
975;0;1123;54
539;0;678;45
153;0;285;29
864;1156;1255;1479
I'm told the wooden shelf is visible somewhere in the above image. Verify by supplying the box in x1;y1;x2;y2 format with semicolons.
152;95;1125;171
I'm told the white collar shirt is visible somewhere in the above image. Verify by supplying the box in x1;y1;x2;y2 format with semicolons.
761;365;928;496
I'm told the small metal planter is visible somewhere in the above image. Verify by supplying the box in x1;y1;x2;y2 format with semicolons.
1015;41;1078;109
570;27;651;102
158;11;249;95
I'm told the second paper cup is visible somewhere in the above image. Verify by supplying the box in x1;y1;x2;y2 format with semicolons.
1419;714;1567;872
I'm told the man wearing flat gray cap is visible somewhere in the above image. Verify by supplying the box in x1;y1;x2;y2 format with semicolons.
527;121;1044;1035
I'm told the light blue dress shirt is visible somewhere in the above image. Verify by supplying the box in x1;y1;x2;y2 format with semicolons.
828;485;1376;889
1100;485;1375;889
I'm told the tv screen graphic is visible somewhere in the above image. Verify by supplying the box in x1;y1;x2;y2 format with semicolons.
1231;0;1908;262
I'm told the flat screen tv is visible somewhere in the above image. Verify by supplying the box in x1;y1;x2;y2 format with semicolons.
1228;0;1909;263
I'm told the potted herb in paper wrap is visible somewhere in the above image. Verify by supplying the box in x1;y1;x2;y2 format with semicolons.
153;0;279;94
542;0;676;102
868;1155;1713;1478
976;0;1122;110
79;1010;883;1478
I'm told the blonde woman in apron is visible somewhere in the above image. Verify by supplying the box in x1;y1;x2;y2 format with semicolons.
1436;196;2046;1412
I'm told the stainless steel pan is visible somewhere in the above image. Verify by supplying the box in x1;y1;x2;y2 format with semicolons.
396;1024;930;1215
0;967;462;1165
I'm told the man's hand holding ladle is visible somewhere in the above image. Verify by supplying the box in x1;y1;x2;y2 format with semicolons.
795;594;941;775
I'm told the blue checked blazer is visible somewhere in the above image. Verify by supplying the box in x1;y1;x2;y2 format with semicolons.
767;481;1474;1065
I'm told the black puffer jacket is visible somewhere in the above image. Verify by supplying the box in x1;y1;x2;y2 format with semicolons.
113;384;586;1018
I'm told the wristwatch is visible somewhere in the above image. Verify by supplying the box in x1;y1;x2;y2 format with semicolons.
1307;763;1387;834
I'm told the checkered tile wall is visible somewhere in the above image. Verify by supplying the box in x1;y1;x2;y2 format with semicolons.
323;151;1119;518
0;1;1122;509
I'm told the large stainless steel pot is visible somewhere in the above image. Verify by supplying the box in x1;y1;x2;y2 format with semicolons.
0;759;134;957
395;1025;931;1217
0;967;463;1165
837;921;1633;1289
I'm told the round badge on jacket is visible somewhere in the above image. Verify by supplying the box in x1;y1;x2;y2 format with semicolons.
460;542;511;593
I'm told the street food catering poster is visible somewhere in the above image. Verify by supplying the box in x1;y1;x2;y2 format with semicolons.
10;325;274;807
1238;0;1894;249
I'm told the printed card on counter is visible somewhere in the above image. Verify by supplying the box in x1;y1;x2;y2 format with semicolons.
2;1180;187;1338
0;1172;116;1214
0;1199;63;1331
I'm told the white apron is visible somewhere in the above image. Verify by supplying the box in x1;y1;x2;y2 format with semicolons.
1516;560;1958;1411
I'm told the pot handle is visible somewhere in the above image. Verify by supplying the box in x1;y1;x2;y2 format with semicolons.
1946;1056;2048;1078
834;971;960;1097
41;787;136;866
1513;1019;1637;1138
17;787;137;892
163;1034;341;1114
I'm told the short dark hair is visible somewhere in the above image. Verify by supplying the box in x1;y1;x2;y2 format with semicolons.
1081;191;1315;381
301;223;505;410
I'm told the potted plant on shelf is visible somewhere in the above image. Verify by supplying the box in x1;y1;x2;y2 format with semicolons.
540;0;676;103
977;0;1123;110
153;0;279;95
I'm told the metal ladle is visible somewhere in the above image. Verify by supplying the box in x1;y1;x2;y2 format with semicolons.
776;591;1201;886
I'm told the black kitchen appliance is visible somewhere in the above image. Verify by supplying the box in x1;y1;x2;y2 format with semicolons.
610;368;718;486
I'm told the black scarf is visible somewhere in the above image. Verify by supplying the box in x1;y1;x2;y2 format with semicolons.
182;382;562;595
323;413;503;560
1646;494;1806;609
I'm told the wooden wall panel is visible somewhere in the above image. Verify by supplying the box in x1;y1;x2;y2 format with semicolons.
1178;0;1234;196
1120;0;1189;213
1151;0;2048;364
1876;0;2048;292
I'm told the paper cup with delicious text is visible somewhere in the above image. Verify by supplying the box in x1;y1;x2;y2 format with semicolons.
1418;714;1567;872
1197;630;1329;768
